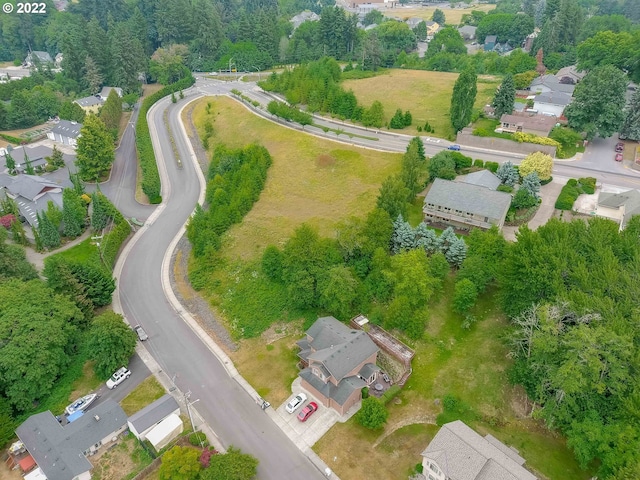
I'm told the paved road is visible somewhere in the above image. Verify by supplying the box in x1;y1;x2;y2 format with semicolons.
117;92;325;480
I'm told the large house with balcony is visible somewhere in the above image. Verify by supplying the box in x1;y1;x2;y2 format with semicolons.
423;174;512;231
297;316;380;415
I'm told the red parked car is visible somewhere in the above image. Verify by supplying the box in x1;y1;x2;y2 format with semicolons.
615;153;623;162
297;402;318;422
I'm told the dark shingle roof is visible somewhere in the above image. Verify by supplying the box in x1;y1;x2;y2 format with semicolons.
51;120;82;139
299;368;366;406
598;190;640;228
74;96;103;108
424;178;511;221
306;317;378;382
421;421;537;480
128;394;180;434
534;91;573;106
460;170;501;190
16;400;127;480
530;75;575;94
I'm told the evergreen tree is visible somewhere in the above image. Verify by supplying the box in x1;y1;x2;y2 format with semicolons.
415;222;438;254
4;152;15;174
62;188;86;238
91;193;110;231
403;110;412;127
84;56;103;94
46;201;63;229
37;211;61;250
521;172;541;199
59;101;86;123
24;152;34;175
620;88;640;141
496;161;519;186
432;8;446;24
491;74;516;118
362;100;385;128
99;89;123;141
445;237;468;267
31;226;43;252
10;219;28;246
45;145;65;169
110;23;146;93
401;141;423;197
450;67;478;133
391;214;416;253
377;175;409;219
409;136;426;160
438;227;458;254
390;109;406;129
76;114;116;181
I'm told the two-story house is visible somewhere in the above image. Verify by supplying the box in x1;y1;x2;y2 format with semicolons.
297;316;380;415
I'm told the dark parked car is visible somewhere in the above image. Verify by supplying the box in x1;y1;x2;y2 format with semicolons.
448;144;461;151
297;402;318;422
615;142;624;152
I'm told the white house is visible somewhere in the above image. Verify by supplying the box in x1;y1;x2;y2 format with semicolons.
127;394;182;446
533;91;572;117
98;86;123;101
420;420;537;480
47;119;82;147
595;189;640;230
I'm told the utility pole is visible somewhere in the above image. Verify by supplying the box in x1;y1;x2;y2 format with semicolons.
185;391;204;448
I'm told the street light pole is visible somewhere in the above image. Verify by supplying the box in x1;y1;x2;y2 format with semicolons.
184;391;203;448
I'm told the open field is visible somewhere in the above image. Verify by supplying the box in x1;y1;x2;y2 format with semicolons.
188;96;402;261
342;70;499;140
384;3;495;25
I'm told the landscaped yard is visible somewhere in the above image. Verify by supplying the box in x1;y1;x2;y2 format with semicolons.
120;376;166;416
342;70;499;139
385;3;495;25
90;433;154;480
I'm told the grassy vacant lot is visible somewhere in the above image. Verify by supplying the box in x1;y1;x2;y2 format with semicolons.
188;96;402;260
314;280;590;480
385;3;495;25
120;376;165;416
91;433;154;480
342;69;500;138
342;70;500;139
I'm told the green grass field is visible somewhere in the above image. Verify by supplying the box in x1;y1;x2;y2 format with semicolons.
342;70;500;140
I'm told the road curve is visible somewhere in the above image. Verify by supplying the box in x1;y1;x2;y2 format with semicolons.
116;90;326;479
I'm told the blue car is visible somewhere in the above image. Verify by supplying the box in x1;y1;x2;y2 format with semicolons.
448;144;461;151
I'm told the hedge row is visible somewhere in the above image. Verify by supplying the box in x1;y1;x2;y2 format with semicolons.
513;131;560;147
555;177;596;210
136;75;196;204
0;133;24;144
101;196;132;269
266;100;313;125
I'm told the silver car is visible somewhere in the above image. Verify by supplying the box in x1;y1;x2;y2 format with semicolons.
285;393;307;413
134;325;148;341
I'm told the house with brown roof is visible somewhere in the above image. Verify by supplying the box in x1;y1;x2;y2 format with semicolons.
500;112;558;137
420;421;538;480
297;316;380;415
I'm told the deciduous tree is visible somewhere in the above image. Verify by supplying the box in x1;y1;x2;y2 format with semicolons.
355;397;388;429
450;67;477;133
377;175;409;219
519;151;553;180
453;278;478;313
87;311;137;379
620;88;640;141
159;446;202;480
200;446;258;480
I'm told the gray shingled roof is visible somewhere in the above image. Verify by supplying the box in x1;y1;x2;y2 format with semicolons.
16;400;127;480
4;174;61;201
51;120;82;139
530;74;575;94
99;86;123;99
306;317;378;382
421;421;537;480
358;363;380;379
460;170;501;190
598;190;640;228
534;91;573;106
128;394;180;434
424;178;512;221
299;368;366;406
74;95;103;108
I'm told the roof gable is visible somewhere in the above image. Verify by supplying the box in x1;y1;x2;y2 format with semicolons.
51;120;82;138
460;170;501;190
424;178;512;220
128;394;180;433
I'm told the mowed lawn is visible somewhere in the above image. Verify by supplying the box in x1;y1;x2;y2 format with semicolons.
342;70;499;139
188;96;402;261
385;3;495;25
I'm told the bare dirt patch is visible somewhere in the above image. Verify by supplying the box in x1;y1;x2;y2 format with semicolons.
316;154;335;168
509;385;534;419
90;436;141;480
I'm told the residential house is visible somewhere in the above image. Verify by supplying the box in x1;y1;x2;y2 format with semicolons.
420;420;537;480
458;170;502;190
406;17;423;29
297;316;380;415
0;173;65;227
74;95;104;113
484;35;497;51
47;119;82;147
290;10;320;31
494;42;513;55
98;86;124;101
533;91;572;117
457;25;477;41
555;65;586;85
425;21;440;40
522;29;539;52
529;74;575;95
127;394;182;450
55;53;64;68
500;112;558;137
595;189;640;230
16;399;128;480
23;51;53;68
423;176;512;230
2;145;53;174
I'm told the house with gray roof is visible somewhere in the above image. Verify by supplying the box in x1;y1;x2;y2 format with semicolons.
297;316;380;415
530;74;575;95
421;421;537;480
533;90;573;117
24;51;53;68
595;189;640;230
74;95;104;113
555;65;585;85
423;177;512;231
460;170;502;190
290;10;320;31
128;394;181;441
458;25;477;40
47;120;82;147
16;399;128;480
0;173;66;227
98;86;123;101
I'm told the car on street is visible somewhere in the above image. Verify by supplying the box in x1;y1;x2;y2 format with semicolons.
285;393;307;413
134;325;148;341
615;153;623;162
448;144;461;151
615;142;625;152
297;402;318;422
106;367;131;389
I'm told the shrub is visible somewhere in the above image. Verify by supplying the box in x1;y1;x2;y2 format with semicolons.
513;131;560;147
356;397;388;429
450;152;472;169
136;75;195;203
485;161;499;172
519;151;553;181
579;177;596;194
189;432;208;447
555;179;583;210
497;184;513;193
380;385;401;405
473;159;484;168
511;188;538;209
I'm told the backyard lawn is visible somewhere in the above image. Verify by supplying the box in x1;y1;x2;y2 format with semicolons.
342;70;499;140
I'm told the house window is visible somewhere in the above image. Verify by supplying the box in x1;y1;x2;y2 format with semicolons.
484;217;489;222
437;205;442;211
444;207;451;212
312;367;325;381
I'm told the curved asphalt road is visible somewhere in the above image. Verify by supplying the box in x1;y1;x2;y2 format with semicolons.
117;91;325;479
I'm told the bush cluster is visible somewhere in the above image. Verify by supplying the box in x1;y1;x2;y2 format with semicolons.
555;177;596;210
389;109;412;129
513;131;560;147
266;101;312;125
136;75;195;204
485;161;499;172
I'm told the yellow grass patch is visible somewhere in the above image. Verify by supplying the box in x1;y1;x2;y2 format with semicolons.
384;3;495;25
120;376;166;416
343;70;499;139
187;96;402;261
